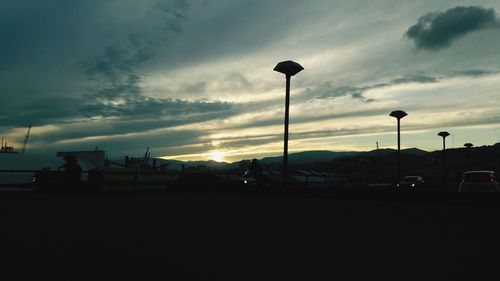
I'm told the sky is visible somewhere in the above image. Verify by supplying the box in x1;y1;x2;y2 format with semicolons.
1;0;499;162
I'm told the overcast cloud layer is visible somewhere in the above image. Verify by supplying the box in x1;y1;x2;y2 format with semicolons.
1;0;499;161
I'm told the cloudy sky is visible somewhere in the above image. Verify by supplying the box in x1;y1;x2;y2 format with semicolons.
1;0;499;162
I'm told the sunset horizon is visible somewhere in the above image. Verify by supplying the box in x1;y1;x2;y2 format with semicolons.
1;1;499;162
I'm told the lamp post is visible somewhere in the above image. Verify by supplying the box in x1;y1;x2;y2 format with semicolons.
273;60;304;188
464;142;473;169
389;110;407;184
438;131;450;183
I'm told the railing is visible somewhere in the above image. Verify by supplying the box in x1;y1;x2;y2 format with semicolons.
0;170;90;173
0;169;89;186
0;169;460;191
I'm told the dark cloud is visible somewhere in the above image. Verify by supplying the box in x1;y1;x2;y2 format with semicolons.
82;44;153;90
0;0;236;131
0;0;193;127
155;0;190;32
0;0;240;158
303;83;379;103
80;97;236;120
0;94;237;131
0;96;85;127
391;74;437;84
75;0;194;133
450;69;497;77
305;74;438;102
31;128;210;158
16;98;237;156
406;6;498;50
333;86;378;102
223;108;394;132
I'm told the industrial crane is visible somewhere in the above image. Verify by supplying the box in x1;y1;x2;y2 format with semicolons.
21;125;32;154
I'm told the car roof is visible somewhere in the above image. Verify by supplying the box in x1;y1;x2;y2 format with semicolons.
463;171;495;174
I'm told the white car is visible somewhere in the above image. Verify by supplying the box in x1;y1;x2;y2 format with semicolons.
459;171;499;192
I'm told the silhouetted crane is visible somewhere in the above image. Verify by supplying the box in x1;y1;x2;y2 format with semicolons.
21;125;32;154
142;147;150;167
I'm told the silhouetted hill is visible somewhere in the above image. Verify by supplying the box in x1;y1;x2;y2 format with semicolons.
260;150;358;164
364;147;427;156
153;148;428;170
153;158;184;170
401;148;428;155
364;148;395;156
153;158;229;171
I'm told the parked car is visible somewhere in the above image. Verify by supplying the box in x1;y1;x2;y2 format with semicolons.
458;171;499;192
396;176;424;191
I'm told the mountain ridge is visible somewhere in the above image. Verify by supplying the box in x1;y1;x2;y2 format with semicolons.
153;147;429;170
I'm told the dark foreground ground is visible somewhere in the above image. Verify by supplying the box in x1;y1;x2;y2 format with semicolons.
1;190;500;280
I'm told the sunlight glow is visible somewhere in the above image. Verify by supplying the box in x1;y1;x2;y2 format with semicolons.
209;151;226;162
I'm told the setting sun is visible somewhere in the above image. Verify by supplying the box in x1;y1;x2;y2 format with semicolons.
209;151;226;162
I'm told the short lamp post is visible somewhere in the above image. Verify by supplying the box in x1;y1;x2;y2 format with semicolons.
464;142;473;169
389;110;407;183
438;131;450;183
273;60;304;188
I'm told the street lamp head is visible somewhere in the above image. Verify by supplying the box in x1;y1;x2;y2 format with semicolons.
464;142;473;148
438;131;450;138
389;110;408;120
273;60;304;76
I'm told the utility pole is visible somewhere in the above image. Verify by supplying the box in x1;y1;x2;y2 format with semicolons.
464;143;473;170
376;141;380;183
438;131;450;183
273;60;304;188
389;110;407;184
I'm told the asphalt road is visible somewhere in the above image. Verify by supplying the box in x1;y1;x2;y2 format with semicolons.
1;191;500;280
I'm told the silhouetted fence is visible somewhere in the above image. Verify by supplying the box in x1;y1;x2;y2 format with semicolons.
0;169;462;192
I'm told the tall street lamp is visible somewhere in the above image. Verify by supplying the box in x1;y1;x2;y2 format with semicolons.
273;60;304;188
464;142;473;169
389;110;407;183
438;131;450;183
